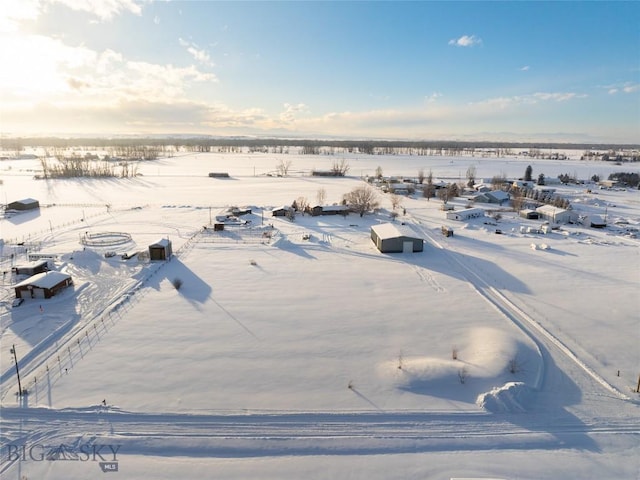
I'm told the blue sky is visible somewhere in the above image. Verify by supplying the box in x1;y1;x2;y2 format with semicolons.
1;1;638;143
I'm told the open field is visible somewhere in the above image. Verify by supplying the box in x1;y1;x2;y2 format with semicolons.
1;151;639;479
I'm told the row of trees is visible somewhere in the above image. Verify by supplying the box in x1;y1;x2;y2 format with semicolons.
37;158;139;179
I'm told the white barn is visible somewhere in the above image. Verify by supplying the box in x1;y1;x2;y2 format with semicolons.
535;205;578;224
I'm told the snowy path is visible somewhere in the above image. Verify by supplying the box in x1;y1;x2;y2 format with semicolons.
2;406;638;473
409;216;632;403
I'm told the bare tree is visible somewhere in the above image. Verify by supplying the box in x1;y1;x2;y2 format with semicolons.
331;158;350;176
389;193;403;212
375;165;383;179
466;165;476;188
316;187;326;205
295;196;309;214
344;186;379;217
276;159;292;176
491;174;507;190
423;170;434;200
417;168;425;184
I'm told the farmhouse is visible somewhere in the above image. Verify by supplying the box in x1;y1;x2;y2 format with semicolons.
14;271;73;299
388;183;410;195
11;260;49;276
7;198;40;211
309;205;350;216
535;205;578;224
149;238;172;261
446;207;485;221
370;223;423;253
473;190;510;205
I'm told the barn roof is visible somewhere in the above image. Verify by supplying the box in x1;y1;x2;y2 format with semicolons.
10;198;39;205
15;271;71;289
371;223;421;240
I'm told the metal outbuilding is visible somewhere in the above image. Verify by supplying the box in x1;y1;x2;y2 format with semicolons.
535;205;578;224
7;198;40;211
371;223;423;253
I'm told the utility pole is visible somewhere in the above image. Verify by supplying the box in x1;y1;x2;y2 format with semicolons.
10;344;23;396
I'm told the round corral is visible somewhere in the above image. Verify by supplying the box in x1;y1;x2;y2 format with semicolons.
81;231;132;247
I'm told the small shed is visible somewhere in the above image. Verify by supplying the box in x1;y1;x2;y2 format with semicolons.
371;223;423;253
149;238;172;261
584;214;607;228
11;260;49;276
7;198;40;211
14;271;73;299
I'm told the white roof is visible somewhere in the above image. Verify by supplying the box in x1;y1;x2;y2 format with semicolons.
455;207;485;215
15;271;71;289
536;205;567;215
371;223;420;240
150;238;171;247
486;190;510;201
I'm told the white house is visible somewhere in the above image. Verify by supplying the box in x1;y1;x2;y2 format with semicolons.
446;207;485;221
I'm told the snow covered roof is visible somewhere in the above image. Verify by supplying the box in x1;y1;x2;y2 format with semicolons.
12;198;39;205
371;222;420;240
312;204;350;211
150;238;171;248
485;190;510;201
15;271;71;289
536;205;567;215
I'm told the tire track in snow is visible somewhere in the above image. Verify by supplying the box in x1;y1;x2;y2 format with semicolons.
1;407;638;472
410;219;631;400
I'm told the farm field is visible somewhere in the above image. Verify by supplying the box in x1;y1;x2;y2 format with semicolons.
1;150;639;479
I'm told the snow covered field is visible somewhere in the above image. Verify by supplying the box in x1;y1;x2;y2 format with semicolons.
1;151;639;479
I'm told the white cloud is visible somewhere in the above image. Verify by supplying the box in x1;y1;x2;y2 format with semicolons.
0;31;217;114
279;103;308;123
0;0;42;32
426;92;443;103
532;92;586;102
51;0;143;21
448;35;482;47
520;65;530;71
179;38;214;67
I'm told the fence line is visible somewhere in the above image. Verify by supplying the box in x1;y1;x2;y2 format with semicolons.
6;227;203;404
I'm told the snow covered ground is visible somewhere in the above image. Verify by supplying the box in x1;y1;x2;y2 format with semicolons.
1;151;639;479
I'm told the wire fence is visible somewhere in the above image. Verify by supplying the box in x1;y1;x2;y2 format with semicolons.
4;223;279;404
